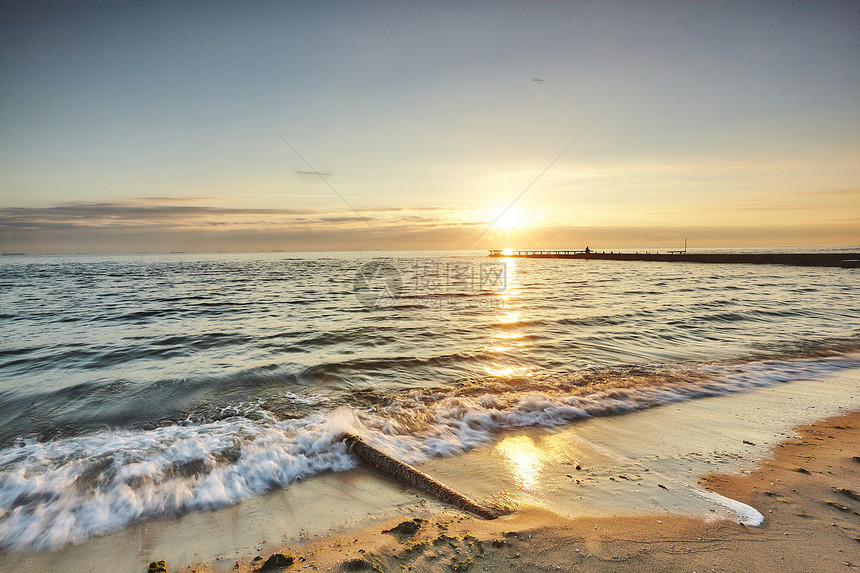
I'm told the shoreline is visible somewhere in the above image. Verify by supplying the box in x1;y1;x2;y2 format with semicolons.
1;370;858;572
184;410;860;573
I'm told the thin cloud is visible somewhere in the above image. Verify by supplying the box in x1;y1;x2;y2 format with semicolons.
0;199;478;244
3;219;857;254
135;196;215;204
318;216;370;224
791;188;860;198
719;202;811;212
353;206;452;213
0;203;316;225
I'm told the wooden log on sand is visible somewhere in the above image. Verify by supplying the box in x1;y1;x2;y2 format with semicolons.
338;433;505;520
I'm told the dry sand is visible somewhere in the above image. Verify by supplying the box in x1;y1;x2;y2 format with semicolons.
181;411;859;573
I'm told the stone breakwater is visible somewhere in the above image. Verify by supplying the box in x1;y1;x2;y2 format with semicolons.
489;250;860;267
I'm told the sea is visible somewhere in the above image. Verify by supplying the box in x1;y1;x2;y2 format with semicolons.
1;248;858;552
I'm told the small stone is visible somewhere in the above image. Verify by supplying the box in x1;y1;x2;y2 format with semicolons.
260;553;295;571
343;558;371;571
383;518;424;536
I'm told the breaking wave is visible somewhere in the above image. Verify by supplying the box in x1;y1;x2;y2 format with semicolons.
1;352;857;551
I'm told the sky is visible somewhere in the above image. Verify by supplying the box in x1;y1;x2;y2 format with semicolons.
1;0;859;253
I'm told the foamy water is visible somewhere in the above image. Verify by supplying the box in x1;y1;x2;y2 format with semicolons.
0;251;858;550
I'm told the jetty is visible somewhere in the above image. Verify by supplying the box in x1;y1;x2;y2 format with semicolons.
489;250;860;268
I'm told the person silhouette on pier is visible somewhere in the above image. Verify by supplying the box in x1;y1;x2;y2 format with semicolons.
585;246;590;254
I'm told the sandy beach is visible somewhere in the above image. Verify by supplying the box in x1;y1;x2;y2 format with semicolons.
202;410;856;573
2;369;858;573
186;369;860;572
171;412;859;573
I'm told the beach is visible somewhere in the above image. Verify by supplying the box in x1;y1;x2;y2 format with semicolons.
187;374;859;573
218;407;859;573
240;402;858;573
1;253;858;572
4;367;857;573
4;0;860;568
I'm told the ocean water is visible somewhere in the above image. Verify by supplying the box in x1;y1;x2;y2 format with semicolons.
0;250;858;551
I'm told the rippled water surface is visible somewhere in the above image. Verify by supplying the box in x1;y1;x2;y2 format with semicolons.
0;250;858;550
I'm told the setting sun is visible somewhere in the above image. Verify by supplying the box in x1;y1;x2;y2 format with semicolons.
496;207;520;231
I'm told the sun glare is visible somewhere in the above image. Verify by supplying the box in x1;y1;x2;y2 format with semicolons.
497;207;519;230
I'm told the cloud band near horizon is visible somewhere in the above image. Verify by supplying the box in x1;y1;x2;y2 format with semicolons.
2;198;856;254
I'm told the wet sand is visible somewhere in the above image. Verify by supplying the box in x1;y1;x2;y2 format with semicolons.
2;369;858;572
188;410;859;573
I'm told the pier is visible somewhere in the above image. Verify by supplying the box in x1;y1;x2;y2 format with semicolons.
488;250;860;268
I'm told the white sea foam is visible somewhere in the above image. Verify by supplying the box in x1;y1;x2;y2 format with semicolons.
699;490;765;526
0;354;856;551
282;391;331;406
0;415;357;551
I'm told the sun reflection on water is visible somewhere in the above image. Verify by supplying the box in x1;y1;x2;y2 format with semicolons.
483;257;535;377
482;363;536;377
495;431;593;499
495;332;524;340
498;310;522;324
495;435;544;492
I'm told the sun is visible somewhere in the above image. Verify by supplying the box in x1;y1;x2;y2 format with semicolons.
496;207;519;231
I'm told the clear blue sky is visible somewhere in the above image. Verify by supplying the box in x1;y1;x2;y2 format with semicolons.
2;0;858;253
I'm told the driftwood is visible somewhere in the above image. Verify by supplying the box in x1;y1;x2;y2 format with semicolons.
338;434;502;520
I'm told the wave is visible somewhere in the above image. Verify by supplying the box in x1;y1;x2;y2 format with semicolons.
1;352;858;552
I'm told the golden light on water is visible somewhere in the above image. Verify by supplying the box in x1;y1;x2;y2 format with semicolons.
499;310;522;324
496;332;524;340
495;432;592;498
483;256;532;377
495;435;544;492
483;363;536;378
